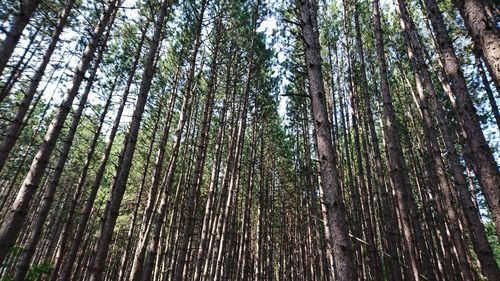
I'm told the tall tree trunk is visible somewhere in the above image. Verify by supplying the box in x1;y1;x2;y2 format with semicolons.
431;0;500;238
474;49;500;132
119;98;163;281
0;0;42;77
370;2;404;280
0;0;76;174
397;0;475;279
11;21;116;278
373;1;422;280
298;1;356;280
127;5;203;281
125;61;179;281
213;4;259;279
49;81;116;281
0;27;39;102
0;0;119;265
456;0;500;89
193;53;231;281
55;16;146;281
173;4;218;278
351;6;383;279
88;1;172;280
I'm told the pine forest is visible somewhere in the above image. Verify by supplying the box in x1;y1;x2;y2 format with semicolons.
0;0;499;280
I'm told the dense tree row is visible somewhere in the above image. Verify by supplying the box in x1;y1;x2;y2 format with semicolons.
0;0;498;280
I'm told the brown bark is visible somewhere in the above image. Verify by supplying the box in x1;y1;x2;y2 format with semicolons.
11;22;115;279
0;0;119;265
351;5;384;279
55;17;145;281
474;50;500;132
0;0;42;77
173;3;218;278
439;0;500;238
369;2;405;280
456;0;500;89
193;54;230;281
298;1;356;279
0;0;76;174
126;59;179;281
373;1;423;280
0;28;39;102
88;1;172;280
49;80;116;281
397;0;476;279
129;4;203;280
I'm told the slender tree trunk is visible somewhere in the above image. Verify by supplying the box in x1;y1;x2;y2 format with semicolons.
118;62;178;281
368;3;405;280
474;49;500;132
430;0;500;238
173;4;218;278
456;0;500;89
193;58;230;281
0;27;39;102
125;63;178;281
88;1;171;280
351;7;384;279
0;0;76;174
0;0;119;265
120;99;164;281
397;1;476;279
213;4;259;278
298;1;356;280
127;6;202;281
0;0;42;77
11;22;116;278
373;1;423;280
48;81;116;281
56;17;145;281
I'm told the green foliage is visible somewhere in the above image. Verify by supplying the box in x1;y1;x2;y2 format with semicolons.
485;222;500;265
0;257;52;281
25;260;53;281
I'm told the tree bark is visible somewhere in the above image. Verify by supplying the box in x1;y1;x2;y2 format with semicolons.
474;49;500;132
0;0;42;77
49;80;116;281
435;0;500;238
55;16;146;281
0;0;119;265
298;1;356;280
0;0;76;174
88;1;172;280
11;20;115;279
373;1;423;280
456;0;500;89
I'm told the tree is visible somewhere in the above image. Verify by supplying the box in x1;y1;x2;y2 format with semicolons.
298;0;356;279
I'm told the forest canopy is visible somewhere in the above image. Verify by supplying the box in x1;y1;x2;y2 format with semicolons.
0;0;499;280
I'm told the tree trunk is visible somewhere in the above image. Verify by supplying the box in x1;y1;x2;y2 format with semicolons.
373;1;423;280
88;1;172;280
0;0;76;174
173;3;218;278
48;81;116;281
474;49;500;132
397;0;477;279
55;16;146;281
0;0;119;265
11;20;115;278
0;0;42;77
435;0;500;238
456;0;500;89
126;60;179;281
298;1;356;279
